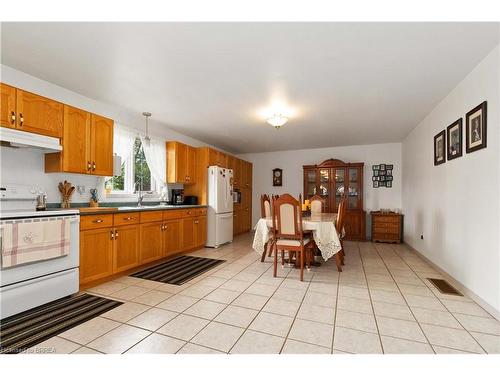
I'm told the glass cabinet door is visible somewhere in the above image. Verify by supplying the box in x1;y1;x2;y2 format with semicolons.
334;168;345;211
305;169;317;199
318;168;330;211
347;168;360;209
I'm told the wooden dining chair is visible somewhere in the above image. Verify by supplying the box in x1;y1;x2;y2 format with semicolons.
335;195;348;271
271;194;314;281
260;194;274;262
309;195;325;214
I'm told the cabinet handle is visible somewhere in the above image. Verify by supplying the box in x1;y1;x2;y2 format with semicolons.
187;211;192;215
92;161;96;171
87;161;92;172
164;225;168;230
194;220;199;224
10;111;16;125
19;113;24;126
114;230;119;239
92;219;104;223
110;230;114;240
123;217;134;221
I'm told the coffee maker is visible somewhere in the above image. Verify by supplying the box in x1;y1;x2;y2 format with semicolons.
171;189;184;205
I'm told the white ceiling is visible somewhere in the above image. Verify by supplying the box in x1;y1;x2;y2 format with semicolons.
1;22;498;153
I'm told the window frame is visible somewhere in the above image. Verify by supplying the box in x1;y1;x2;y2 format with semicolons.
105;138;159;199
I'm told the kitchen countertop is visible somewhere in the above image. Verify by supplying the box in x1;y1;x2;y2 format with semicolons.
48;204;207;216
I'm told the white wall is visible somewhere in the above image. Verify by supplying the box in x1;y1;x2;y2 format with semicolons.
402;46;499;313
238;142;402;236
0;65;228;203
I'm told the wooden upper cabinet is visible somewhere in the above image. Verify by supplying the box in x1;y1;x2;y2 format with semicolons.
90;114;114;176
1;83;16;128
16;89;63;137
63;106;91;173
207;148;228;168
233;158;242;188
167;141;196;184
218;152;228;168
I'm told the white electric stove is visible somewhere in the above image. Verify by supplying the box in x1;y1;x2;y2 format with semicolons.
0;184;80;319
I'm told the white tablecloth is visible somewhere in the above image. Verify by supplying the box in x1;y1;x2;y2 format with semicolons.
252;213;342;261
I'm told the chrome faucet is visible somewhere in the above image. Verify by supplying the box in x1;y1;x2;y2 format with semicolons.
135;182;152;207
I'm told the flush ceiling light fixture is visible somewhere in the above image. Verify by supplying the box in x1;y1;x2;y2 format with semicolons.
266;113;288;129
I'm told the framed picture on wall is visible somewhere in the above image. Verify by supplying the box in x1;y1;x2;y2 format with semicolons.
373;181;379;188
386;181;392;188
447;118;463;160
466;101;487;153
434;130;446;165
272;168;283;186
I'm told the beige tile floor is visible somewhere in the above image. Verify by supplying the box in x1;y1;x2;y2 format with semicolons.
31;232;500;354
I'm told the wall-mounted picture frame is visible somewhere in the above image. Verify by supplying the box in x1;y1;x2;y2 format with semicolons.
374;169;379;176
272;168;282;186
380;164;386;171
466;101;487;153
372;165;380;170
434;130;446;165
386;181;392;188
386;169;392;176
386;164;393;170
447;118;463;161
373;181;379;188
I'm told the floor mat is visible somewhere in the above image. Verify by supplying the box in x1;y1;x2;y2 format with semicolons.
0;293;122;354
130;255;225;285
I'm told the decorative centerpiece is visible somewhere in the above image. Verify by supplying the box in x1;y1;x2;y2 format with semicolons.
89;188;99;207
58;180;75;208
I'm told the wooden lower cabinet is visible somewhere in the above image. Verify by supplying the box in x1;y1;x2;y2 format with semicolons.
80;227;114;284
79;210;207;286
163;219;181;256
140;221;164;264
343;210;366;241
113;224;140;273
195;215;207;248
371;212;403;243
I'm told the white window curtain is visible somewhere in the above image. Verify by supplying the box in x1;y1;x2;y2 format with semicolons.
114;124;138;162
140;134;168;199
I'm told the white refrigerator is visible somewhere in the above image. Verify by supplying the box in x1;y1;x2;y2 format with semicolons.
206;166;234;248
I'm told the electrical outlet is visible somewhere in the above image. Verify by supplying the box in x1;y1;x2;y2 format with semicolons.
77;185;86;195
420;234;424;240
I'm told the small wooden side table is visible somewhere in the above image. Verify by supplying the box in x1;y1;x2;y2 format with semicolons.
371;211;403;244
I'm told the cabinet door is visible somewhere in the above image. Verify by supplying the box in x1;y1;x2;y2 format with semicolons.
16;89;63;137
176;142;188;183
140;221;164;264
80;228;114;284
113;224;140;273
164;219;181;256
241;189;252;231
233;211;240;235
182;217;195;250
63;106;91;173
185;146;196;184
90;114;114;176
233;158;242;188
195;215;207;247
333;168;345;212
208;148;218;166
304;169;318;200
218;152;228;168
347;168;361;209
1;83;16;129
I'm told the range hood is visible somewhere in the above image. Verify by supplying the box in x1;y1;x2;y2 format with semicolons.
0;127;62;153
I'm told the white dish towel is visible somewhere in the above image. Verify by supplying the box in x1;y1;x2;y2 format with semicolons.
0;218;71;268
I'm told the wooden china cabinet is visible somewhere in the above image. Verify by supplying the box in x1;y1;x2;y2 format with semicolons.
303;159;366;240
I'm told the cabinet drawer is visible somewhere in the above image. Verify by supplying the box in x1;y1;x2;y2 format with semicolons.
374;223;400;234
80;214;113;230
373;215;400;224
140;210;163;223
373;233;400;241
114;212;140;226
194;208;207;216
163;209;185;220
182;208;198;218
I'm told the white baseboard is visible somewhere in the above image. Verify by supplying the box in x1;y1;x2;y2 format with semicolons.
405;242;500;321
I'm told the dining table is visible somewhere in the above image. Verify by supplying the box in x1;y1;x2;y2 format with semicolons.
252;212;343;261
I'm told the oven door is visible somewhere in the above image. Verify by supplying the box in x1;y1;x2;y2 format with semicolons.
0;214;80;287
